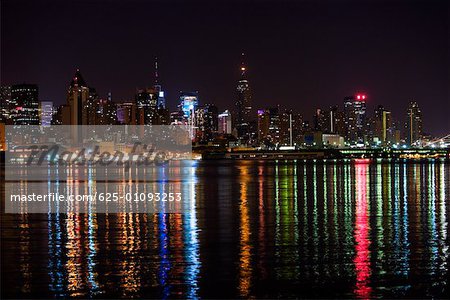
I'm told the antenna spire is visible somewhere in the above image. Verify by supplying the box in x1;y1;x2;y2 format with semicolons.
240;52;246;77
154;56;159;85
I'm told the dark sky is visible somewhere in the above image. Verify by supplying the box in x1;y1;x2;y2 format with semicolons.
1;0;449;136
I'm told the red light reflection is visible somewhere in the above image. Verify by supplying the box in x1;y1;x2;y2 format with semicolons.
354;163;372;299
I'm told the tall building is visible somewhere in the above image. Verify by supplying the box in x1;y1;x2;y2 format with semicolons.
257;109;270;142
257;106;284;144
39;101;53;126
234;53;252;140
117;101;137;125
373;105;393;145
218;110;232;134
153;57;166;109
279;109;293;145
179;91;199;120
11;84;39;125
405;101;423;146
0;86;12;122
96;96;117;125
344;94;367;144
315;106;343;135
84;87;99;125
179;91;199;139
327;106;341;134
135;88;158;124
291;113;304;144
67;69;89;125
313;108;325;132
195;104;218;142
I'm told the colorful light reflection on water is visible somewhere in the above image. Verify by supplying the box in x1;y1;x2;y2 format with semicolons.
1;161;449;298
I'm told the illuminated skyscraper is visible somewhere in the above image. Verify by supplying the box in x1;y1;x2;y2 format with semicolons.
344;94;367;144
234;53;252;140
84;87;99;125
39;101;54;126
153;57;166;109
179;91;199;119
0;86;11;122
257;106;283;144
96;93;117;125
117;101;137;125
11;84;39;125
405;101;423;146
313;108;325;132
218;110;232;134
135;88;158;124
67;69;89;125
179;91;199;139
257;109;270;142
373;105;393;145
195;103;218;142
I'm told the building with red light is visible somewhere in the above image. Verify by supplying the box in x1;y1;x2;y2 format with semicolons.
344;94;367;144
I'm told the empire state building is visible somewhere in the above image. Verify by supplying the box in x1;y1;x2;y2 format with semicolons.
235;53;252;140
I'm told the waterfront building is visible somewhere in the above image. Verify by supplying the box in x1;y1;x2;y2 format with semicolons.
0;86;12;122
67;69;89;125
405;101;423;146
344;94;367;144
11;83;39;125
234;53;252;140
218;110;232;134
117;101;137;125
257;109;270;142
372;105;393;145
153;57;166;109
96;97;117;125
313;108;325;132
179;91;199;121
39;101;53;126
195;103;218;142
322;134;345;148
135;88;158;124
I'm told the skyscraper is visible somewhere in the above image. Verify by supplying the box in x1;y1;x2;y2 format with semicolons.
179;91;199;139
135;88;158;124
218;110;232;134
117;101;137;125
257;109;270;142
0;86;12;122
373;105;393;145
313;108;325;132
405;101;423;146
39;101;54;126
195;103;218;142
344;94;367;144
10;84;39;125
67;69;89;125
96;96;117;125
153;57;166;109
234;53;252;140
84;87;99;125
179;91;199;120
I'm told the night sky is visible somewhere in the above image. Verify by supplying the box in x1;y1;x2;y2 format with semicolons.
1;0;449;136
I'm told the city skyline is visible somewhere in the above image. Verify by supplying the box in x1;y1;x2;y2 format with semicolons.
1;0;448;136
0;67;434;149
1;1;450;299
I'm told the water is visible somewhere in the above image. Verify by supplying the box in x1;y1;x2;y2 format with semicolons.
1;160;449;298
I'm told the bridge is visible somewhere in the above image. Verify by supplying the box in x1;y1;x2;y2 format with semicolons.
426;134;450;148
